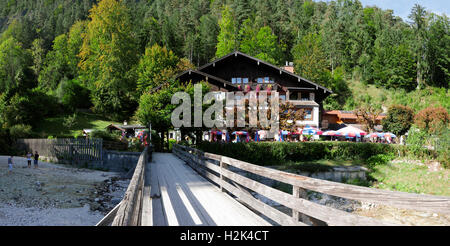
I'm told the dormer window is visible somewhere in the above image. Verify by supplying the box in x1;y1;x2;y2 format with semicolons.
257;77;274;84
232;77;249;84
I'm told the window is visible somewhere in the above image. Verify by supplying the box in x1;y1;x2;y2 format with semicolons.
289;92;299;100
232;77;249;84
264;77;269;83
301;92;310;101
257;78;263;83
279;94;286;101
305;109;312;119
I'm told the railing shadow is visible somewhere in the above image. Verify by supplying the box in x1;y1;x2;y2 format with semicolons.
151;153;217;226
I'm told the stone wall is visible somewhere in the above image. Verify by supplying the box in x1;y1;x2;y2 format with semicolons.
229;166;368;188
101;150;141;172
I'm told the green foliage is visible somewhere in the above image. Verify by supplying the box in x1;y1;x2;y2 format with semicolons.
90;130;118;142
9;124;33;139
292;32;328;82
136;44;179;94
150;130;163;152
38;34;70;90
79;0;139;121
136;82;182;133
168;139;177;152
405;125;435;159
0;37;34;93
366;153;395;170
197;142;399;166
38;21;87;90
0;91;59;128
216;5;238;58
383;105;415;135
63;113;78;129
56;78;91;111
322;67;353;110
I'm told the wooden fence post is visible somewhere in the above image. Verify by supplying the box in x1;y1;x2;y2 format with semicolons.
292;186;326;226
220;156;227;192
292;186;306;222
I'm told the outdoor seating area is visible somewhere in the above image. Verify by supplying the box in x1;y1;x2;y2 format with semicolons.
205;125;398;144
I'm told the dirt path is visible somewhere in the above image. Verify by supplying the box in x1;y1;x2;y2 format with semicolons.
0;156;129;226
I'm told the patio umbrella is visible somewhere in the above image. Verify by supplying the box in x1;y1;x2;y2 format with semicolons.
384;132;397;138
301;127;314;135
365;133;378;138
323;131;340;136
337;126;367;137
344;132;357;138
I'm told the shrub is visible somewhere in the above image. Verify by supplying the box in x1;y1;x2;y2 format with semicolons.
197;141;398;166
63;113;77;129
366;153;395;170
383;104;414;135
90;130;118;141
415;106;449;134
151;130;163;152
9;124;33;139
57;78;92;111
168;139;177;152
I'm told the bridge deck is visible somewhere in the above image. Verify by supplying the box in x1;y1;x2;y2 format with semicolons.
141;153;270;226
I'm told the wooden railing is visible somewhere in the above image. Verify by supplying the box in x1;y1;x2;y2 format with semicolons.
173;144;450;226
97;147;148;226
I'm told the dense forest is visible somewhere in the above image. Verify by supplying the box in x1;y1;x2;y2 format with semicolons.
0;0;448;138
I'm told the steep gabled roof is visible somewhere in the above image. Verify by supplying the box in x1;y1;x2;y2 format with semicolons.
197;51;333;94
176;69;237;89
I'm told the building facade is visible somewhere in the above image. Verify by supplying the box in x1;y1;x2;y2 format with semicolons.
177;51;333;129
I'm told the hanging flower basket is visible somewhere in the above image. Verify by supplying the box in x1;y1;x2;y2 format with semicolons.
266;84;272;95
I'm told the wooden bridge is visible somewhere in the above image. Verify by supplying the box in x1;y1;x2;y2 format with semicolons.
97;144;450;226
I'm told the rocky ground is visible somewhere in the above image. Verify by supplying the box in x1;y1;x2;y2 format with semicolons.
0;156;130;226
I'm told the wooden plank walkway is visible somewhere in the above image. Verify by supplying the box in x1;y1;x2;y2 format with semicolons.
141;153;271;226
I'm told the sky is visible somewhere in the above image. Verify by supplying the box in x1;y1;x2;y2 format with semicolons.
318;0;450;21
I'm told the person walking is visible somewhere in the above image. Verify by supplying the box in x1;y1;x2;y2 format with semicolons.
7;156;13;174
26;152;32;168
33;151;39;169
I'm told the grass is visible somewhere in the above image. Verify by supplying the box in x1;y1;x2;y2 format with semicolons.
34;111;119;137
348;79;449;112
369;162;450;196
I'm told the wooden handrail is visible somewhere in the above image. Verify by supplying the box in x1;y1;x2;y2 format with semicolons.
172;144;450;226
109;147;148;226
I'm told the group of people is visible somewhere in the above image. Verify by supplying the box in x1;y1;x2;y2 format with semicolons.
7;151;39;174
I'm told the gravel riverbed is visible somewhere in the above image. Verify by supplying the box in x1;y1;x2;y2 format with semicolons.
0;156;130;226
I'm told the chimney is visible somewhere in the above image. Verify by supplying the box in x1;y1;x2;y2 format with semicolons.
283;61;294;73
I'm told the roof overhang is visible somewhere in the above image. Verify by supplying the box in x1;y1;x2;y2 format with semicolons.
197;51;333;94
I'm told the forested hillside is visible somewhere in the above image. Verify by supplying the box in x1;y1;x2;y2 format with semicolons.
0;0;448;138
